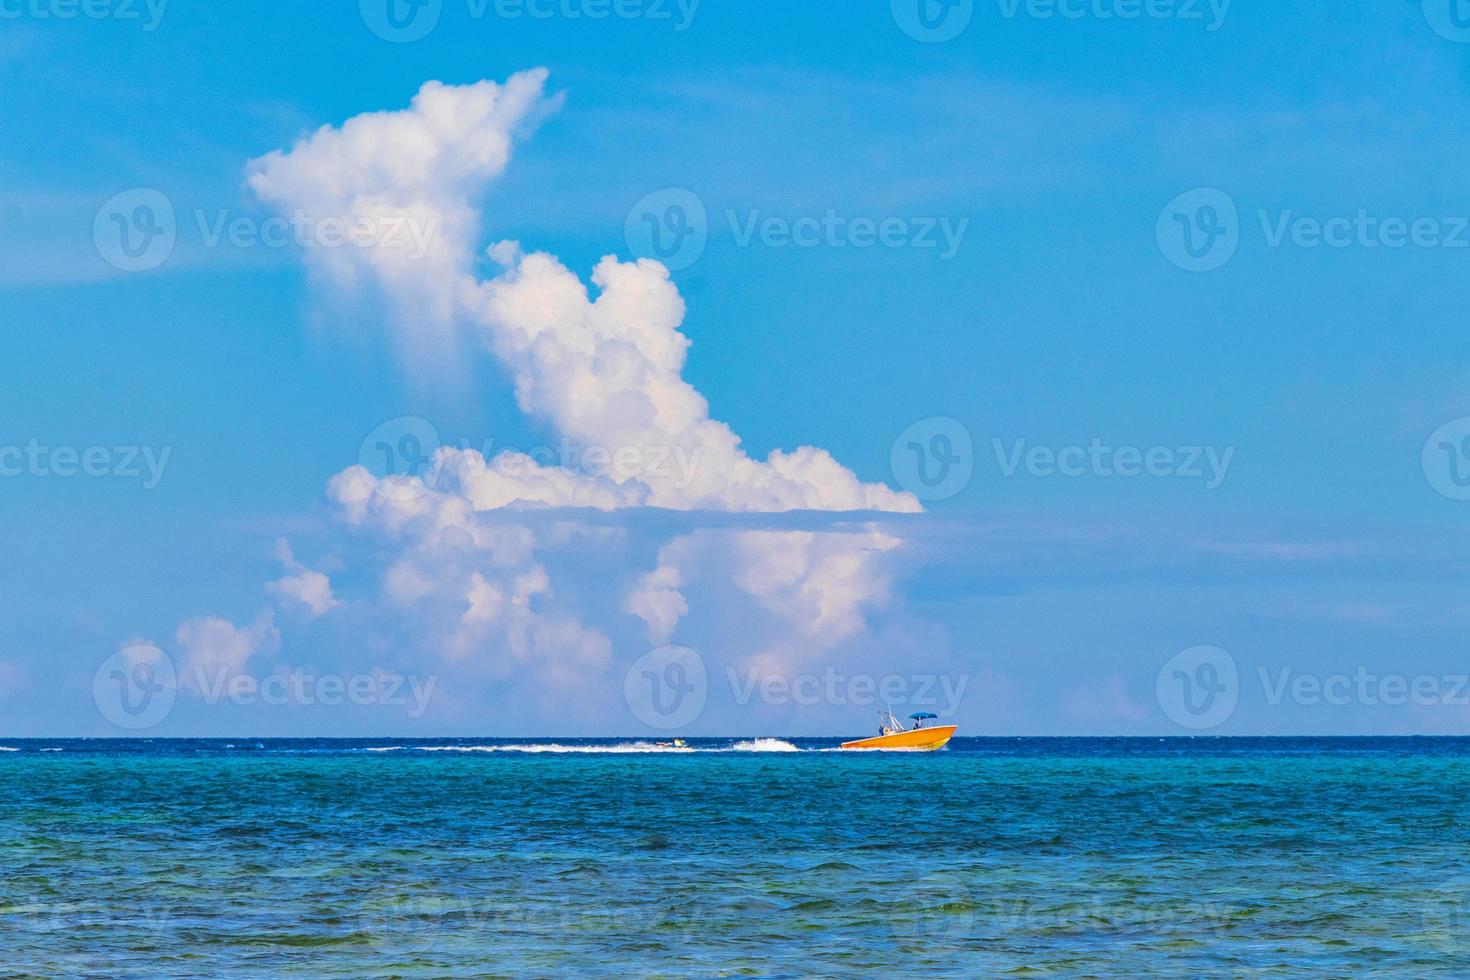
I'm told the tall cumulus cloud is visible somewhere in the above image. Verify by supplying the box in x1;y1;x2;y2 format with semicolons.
230;69;921;714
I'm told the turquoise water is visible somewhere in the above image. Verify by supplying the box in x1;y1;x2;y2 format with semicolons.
3;737;1470;976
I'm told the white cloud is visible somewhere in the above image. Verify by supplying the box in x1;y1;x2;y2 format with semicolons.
238;70;923;694
247;69;555;378
462;572;505;626
175;610;279;690
623;561;687;645
251;71;916;518
623;527;900;654
266;538;340;618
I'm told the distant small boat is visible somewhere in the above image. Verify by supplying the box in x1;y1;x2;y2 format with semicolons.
840;710;955;751
654;738;689;749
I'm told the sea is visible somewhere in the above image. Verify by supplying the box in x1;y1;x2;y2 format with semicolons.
3;736;1469;977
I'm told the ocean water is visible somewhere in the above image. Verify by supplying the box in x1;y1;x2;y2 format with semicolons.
3;736;1470;977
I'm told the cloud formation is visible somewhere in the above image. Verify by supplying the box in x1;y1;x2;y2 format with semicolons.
250;70;914;517
239;70;920;708
175;610;279;691
267;537;341;618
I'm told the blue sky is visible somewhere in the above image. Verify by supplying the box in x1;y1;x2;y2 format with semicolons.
3;1;1470;737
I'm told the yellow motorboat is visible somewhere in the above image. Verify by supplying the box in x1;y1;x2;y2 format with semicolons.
840;710;956;751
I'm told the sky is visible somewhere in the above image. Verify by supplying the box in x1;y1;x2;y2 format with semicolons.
3;0;1470;737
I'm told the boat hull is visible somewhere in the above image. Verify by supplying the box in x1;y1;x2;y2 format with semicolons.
839;725;957;751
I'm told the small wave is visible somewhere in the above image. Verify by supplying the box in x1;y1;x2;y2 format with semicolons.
350;742;681;754
40;748;62;752
0;747;18;752
727;738;800;753
419;742;692;754
356;740;805;754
